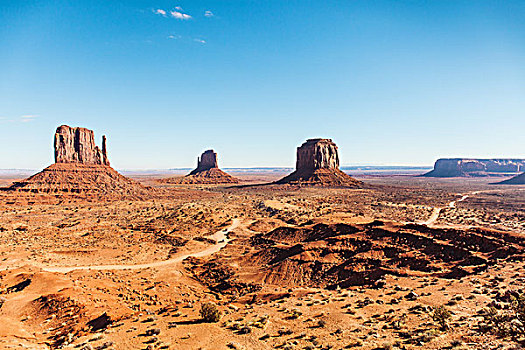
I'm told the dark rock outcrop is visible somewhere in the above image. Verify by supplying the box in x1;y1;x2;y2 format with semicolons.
424;158;525;177
276;138;361;187
54;125;110;166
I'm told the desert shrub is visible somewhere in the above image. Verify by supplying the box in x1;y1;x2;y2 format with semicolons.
200;302;221;323
432;305;452;330
478;292;524;340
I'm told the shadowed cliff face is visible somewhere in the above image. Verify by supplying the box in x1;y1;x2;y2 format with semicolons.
54;125;110;166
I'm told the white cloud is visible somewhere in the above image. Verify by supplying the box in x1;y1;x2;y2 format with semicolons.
154;9;167;16
168;34;182;39
170;10;191;20
204;10;214;17
175;6;183;11
194;38;206;44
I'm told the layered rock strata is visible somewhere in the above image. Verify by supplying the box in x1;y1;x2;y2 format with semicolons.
424;159;525;177
54;125;110;165
276;138;361;187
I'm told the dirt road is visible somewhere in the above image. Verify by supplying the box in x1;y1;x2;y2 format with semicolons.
1;219;241;274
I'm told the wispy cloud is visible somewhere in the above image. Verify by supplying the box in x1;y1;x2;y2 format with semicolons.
168;34;182;40
20;115;38;123
170;10;192;20
194;38;206;44
204;10;214;18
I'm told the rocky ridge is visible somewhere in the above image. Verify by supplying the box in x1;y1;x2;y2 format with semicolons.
496;172;525;185
242;221;525;288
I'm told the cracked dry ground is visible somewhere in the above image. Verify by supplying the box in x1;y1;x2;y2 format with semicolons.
0;176;524;349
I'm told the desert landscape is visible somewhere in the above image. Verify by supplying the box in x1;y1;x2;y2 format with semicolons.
2;2;524;349
0;127;523;350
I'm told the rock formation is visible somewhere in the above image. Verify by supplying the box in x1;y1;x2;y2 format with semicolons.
276;138;361;187
7;125;152;199
161;150;239;185
424;158;525;177
189;150;219;175
495;172;525;185
54;125;110;165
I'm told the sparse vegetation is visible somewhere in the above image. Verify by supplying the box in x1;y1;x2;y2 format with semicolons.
432;305;452;330
200;302;221;323
478;292;525;340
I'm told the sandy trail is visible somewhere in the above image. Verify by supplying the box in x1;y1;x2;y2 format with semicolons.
419;192;474;226
2;219;241;274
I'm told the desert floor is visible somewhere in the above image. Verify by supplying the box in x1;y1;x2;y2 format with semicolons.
0;173;524;349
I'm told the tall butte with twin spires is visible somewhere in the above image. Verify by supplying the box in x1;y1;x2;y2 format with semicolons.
162;149;239;184
8;125;152;198
276;138;361;187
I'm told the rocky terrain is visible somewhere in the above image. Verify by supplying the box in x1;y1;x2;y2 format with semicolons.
4;125;153;201
424;158;525;177
277;139;362;187
161;150;239;185
0;174;524;349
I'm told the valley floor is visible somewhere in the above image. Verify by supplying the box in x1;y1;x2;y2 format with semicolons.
0;175;524;349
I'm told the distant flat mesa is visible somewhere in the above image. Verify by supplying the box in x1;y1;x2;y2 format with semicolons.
6;125;152;198
424;158;525;177
161;150;239;184
495;172;525;185
276;138;361;187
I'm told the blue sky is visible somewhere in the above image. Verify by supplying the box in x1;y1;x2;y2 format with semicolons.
1;1;524;169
